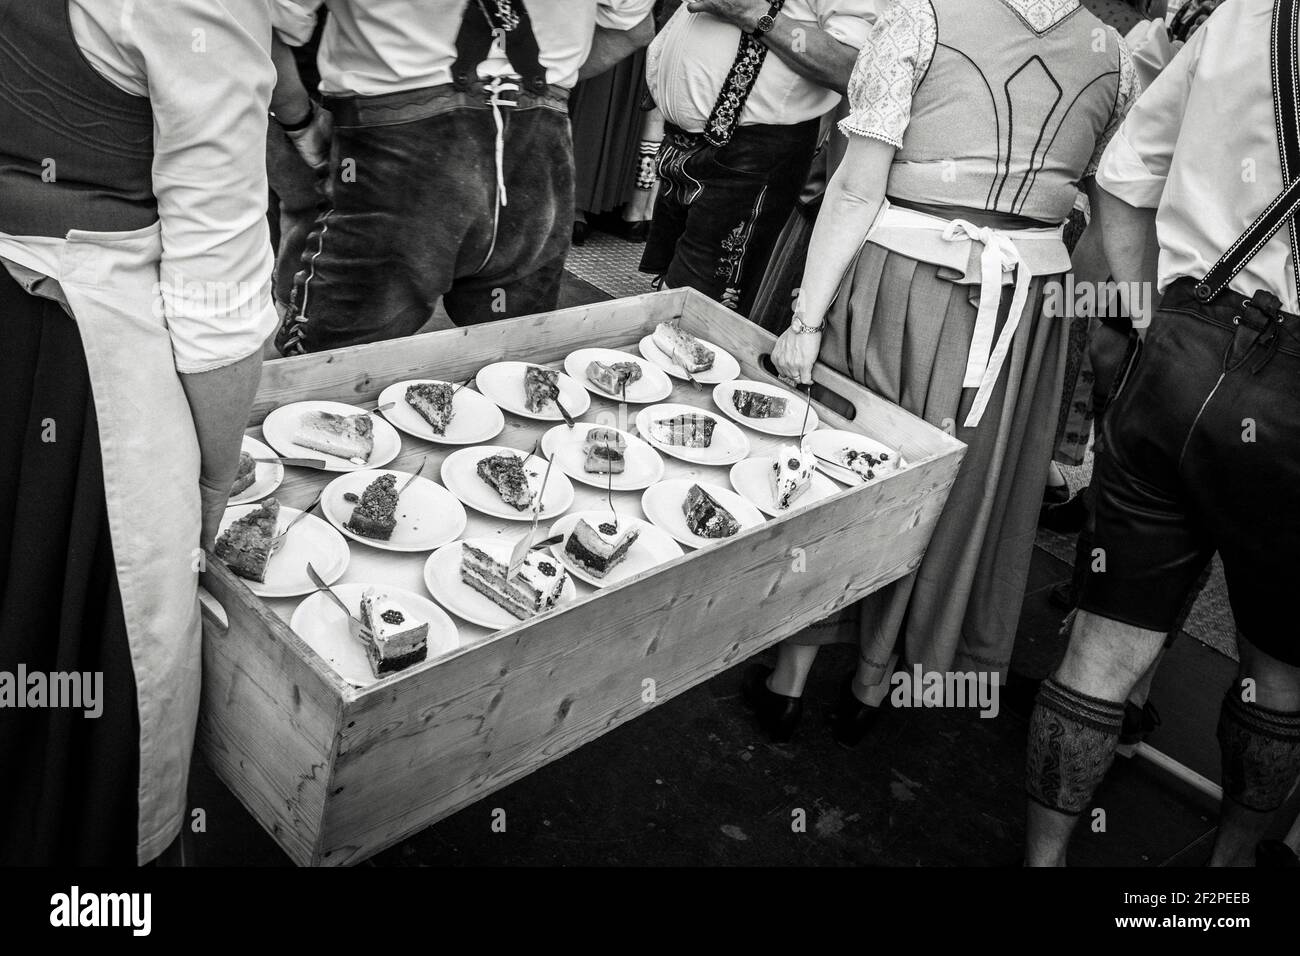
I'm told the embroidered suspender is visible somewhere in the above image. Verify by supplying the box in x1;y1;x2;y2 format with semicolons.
703;2;787;147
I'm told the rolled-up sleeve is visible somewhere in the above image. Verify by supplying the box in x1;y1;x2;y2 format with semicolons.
596;0;655;31
135;0;278;372
818;0;887;50
1096;22;1206;210
272;0;321;47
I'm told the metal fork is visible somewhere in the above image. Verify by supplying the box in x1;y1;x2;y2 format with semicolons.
396;457;427;497
269;491;322;554
306;563;373;643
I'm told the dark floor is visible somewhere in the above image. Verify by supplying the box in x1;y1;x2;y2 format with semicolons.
189;243;1254;866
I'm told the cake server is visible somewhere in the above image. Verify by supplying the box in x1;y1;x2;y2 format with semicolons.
253;456;329;469
306;563;372;642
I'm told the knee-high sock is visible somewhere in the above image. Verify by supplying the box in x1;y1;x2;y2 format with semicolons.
1026;677;1125;815
1217;692;1300;813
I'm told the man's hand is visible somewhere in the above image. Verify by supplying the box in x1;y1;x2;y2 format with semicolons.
284;103;333;174
687;0;767;33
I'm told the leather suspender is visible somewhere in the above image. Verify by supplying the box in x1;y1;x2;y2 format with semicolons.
1195;0;1300;303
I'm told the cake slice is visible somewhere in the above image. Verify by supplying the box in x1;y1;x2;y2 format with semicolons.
523;365;560;413
653;321;715;373
461;542;568;620
405;382;455;435
358;587;429;676
732;388;789;419
344;473;399;540
649;413;716;448
214;497;280;583
294;409;374;461
228;451;257;498
477;452;536;511
563;518;641;579
840;446;896;482
682;484;739;539
770;444;814;511
586;359;643;395
583;427;627;474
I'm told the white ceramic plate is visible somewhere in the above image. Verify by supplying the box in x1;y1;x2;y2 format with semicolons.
803;429;905;486
728;456;843;518
319;468;468;552
547;510;684;589
440;445;574;521
713;379;821;437
290;583;459;688
261;400;402;473
216;503;349;598
635;403;750;466
424;537;578;630
640;478;766;550
475;361;592;422
638;332;741;384
376;379;505;445
229;434;284;505
540;422;664;492
563;347;674;404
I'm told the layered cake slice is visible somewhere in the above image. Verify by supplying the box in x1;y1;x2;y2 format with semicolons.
586;359;643;395
770;444;814;511
682;483;740;539
358;587;429;676
649;413;716;448
228;451;257;498
461;542;568;620
345;473;399;540
732;388;789;419
405;382;455;435
653;321;715;373
477;452;536;511
563;518;641;579
215;497;280;583
294;409;374;461
583;427;627;474
523;365;560;413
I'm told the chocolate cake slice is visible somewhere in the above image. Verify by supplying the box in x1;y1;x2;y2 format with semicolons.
731;388;789;419
563;518;641;579
477;452;536;511
229;451;257;498
682;484;739;539
405;382;455;435
345;473;399;540
358;587;428;676
215;497;280;582
523;365;560;413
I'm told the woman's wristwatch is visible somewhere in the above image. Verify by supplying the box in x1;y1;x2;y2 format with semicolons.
791;312;825;334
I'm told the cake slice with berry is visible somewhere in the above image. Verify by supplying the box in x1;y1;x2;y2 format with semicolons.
358;587;428;676
214;497;280;583
460;542;568;620
563;517;641;579
344;473;399;540
839;446;898;482
770;443;814;511
404;382;455;435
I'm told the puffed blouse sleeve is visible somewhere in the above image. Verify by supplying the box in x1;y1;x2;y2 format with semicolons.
838;0;938;149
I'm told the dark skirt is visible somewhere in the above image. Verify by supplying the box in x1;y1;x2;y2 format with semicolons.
568;48;648;215
0;266;139;865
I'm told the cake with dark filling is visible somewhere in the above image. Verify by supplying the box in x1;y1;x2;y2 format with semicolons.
358;587;428;676
586;359;643;395
405;382;455;435
294;409;374;461
229;451;257;498
649;413;716;448
460;542;568;619
563;518;641;579
345;473;399;540
523;365;560;413
682;484;739;539
583;427;627;474
215;497;280;583
477;452;536;511
653;321;715;373
731;388;788;419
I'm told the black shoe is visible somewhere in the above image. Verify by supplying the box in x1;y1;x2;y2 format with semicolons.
740;663;803;743
1048;580;1077;610
1256;840;1300;867
1040;493;1088;533
625;220;651;242
827;679;884;749
1116;699;1161;757
572;219;590;246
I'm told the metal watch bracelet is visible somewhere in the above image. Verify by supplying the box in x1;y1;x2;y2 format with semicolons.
791;313;825;334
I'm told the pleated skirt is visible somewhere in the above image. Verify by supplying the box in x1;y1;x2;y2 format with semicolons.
789;242;1068;683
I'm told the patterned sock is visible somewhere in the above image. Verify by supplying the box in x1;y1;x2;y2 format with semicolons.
635;140;661;191
1217;691;1300;812
1026;677;1125;815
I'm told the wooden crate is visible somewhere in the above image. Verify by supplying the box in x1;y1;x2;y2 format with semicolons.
197;288;966;865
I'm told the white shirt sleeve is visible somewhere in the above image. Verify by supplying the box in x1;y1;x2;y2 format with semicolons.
1096;20;1207;209
838;0;936;149
272;0;322;47
131;0;279;372
596;0;655;31
816;0;888;50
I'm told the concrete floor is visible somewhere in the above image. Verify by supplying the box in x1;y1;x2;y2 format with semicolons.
190;236;1258;866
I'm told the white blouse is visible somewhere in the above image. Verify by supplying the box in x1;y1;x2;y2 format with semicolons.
840;0;1138;176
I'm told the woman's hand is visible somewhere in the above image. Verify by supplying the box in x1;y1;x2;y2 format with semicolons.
772;322;823;386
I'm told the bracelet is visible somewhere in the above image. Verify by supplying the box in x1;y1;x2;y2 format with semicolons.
276;101;315;133
791;313;825;334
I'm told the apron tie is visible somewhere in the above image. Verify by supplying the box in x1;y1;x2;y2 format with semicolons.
942;219;1033;429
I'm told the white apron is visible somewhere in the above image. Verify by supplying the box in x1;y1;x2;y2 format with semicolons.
0;222;203;864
